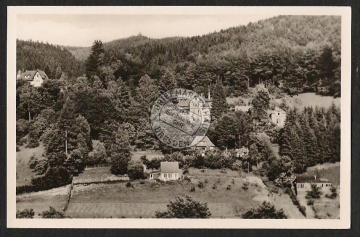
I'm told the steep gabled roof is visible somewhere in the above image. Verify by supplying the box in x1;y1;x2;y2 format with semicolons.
19;69;48;81
160;162;181;173
191;136;215;147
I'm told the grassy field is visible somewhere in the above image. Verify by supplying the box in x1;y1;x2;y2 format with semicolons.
16;185;70;218
16;143;45;187
131;150;164;161
285;93;340;110
302;163;340;185
65;168;266;218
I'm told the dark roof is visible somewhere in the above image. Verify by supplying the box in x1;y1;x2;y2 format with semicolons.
296;175;332;184
160;162;180;173
18;70;48;81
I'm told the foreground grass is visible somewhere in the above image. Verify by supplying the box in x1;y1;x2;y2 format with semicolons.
16;143;45;187
66;168;264;218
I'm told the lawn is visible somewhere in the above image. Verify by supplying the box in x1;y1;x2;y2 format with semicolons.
16;143;45;187
302;162;340;185
65;168;265;218
16;185;71;218
131;150;164;161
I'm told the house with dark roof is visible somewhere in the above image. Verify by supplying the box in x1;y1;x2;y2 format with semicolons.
295;175;333;192
149;161;182;181
17;69;48;87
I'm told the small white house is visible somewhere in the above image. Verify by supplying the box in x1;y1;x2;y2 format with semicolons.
18;69;48;87
267;107;287;127
295;175;333;192
149;161;182;181
191;136;215;151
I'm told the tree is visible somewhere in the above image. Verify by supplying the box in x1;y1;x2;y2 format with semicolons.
85;40;105;78
215;113;240;149
158;69;177;94
87;141;107;166
252;85;270;119
135;74;159;118
306;184;322;199
55;65;63;79
64;149;85;175
155;195;211;218
127;160;144;180
110;127;131;175
16;209;35;218
317;45;336;80
242;201;287;219
249;143;261;168
210;80;228;121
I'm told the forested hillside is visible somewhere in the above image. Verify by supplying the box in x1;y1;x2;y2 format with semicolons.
62;15;341;96
16;40;84;78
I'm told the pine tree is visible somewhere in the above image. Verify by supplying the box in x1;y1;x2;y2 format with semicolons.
55;66;62;79
85;40;105;78
317;45;336;80
215;113;239;149
110;127;131;175
210;80;228;121
135;74;159;118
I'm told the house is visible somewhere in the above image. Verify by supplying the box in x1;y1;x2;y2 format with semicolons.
17;69;48;87
234;105;252;113
191;136;215;151
149;161;182;181
295;175;333;192
267;107;286;127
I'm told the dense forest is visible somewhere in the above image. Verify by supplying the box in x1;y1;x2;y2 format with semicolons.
16;15;341;193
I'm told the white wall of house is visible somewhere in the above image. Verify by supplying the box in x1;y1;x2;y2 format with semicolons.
270;111;286;127
296;182;333;191
159;172;180;181
30;72;44;87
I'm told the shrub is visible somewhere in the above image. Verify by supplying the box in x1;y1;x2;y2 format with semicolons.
325;186;338;199
127;160;144;180
126;181;132;188
226;185;231;190
34;159;48;175
231;179;235;185
155;195;211;218
242;202;287;219
204;179;208;184
307;198;314;206
31;167;72;192
183;176;191;182
212;184;217;189
16;208;35;218
28;155;38;169
242;182;249;191
306;184;322;199
41;207;64;218
197;181;204;189
190;186;195;192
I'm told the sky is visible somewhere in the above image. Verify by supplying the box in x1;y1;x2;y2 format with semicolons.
16;14;276;47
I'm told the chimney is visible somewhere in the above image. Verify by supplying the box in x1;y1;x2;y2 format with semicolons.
314;175;317;180
208;86;211;100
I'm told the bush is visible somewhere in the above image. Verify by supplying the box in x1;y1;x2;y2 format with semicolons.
28;155;38;169
325;186;338;199
16;208;35;218
231;179;235;185
204;179;208;184
31;167;72;192
155;195;211;218
306;184;322;199
41;207;64;218
126;181;132;188
242;201;287;219
242;182;249;191
307;199;314;206
183;176;191;182
34;159;48;175
190;186;196;192
197;181;204;189
127;160;144;180
226;185;231;190
212;184;217;189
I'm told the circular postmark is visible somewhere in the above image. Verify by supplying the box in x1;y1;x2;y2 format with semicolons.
150;88;211;148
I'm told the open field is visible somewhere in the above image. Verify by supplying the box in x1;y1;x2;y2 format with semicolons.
73;166;129;184
285;93;340;110
64;168;306;218
131;150;164;161
16;185;71;218
302;162;340;185
66;168;267;218
16;143;45;187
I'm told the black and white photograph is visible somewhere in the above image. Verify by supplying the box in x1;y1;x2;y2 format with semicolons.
7;6;351;228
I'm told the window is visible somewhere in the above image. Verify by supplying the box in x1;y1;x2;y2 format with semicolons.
169;174;172;178
164;174;167;178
